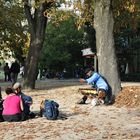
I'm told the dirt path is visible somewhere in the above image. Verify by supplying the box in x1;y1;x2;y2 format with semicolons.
0;80;140;140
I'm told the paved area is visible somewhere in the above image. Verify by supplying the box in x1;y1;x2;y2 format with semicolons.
0;78;140;91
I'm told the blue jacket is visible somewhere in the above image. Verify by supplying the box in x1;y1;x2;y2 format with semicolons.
18;92;32;115
86;72;108;92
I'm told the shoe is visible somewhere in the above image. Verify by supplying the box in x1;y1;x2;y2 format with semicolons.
29;112;36;118
77;99;86;104
91;98;99;106
98;99;104;105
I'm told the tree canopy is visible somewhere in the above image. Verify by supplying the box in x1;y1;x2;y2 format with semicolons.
0;0;27;62
39;14;84;73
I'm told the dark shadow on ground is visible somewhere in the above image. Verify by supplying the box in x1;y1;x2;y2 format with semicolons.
32;110;79;121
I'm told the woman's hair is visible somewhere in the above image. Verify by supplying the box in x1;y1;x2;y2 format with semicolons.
5;87;14;95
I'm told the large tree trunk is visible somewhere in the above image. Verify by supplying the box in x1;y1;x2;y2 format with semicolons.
23;1;49;89
94;0;121;96
24;37;44;89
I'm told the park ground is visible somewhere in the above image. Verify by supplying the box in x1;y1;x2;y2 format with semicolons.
0;79;140;140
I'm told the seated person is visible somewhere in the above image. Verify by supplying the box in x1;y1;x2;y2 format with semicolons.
13;82;35;120
0;87;4;122
78;67;110;104
2;87;23;122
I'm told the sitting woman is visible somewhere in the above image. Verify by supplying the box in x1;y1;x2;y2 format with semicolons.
2;87;23;122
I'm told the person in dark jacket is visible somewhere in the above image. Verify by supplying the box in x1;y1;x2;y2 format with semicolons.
10;60;20;85
3;63;11;82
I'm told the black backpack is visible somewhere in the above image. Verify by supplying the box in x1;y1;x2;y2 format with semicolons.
43;100;59;120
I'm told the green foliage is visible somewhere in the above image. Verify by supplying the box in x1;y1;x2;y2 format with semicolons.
115;23;140;50
71;0;140;32
0;0;27;63
113;0;140;32
39;14;85;72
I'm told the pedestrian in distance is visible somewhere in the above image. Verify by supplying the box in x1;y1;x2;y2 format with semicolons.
10;60;20;85
3;63;11;82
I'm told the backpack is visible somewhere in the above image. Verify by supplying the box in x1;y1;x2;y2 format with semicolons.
19;93;33;114
43;100;59;120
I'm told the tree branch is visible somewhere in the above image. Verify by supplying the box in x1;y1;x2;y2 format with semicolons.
24;0;35;36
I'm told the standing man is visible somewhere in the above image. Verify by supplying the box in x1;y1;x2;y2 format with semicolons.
3;63;11;82
10;60;20;85
78;67;111;105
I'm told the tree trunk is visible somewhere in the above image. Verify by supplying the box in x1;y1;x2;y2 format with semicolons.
24;37;43;89
94;0;121;96
23;2;48;89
